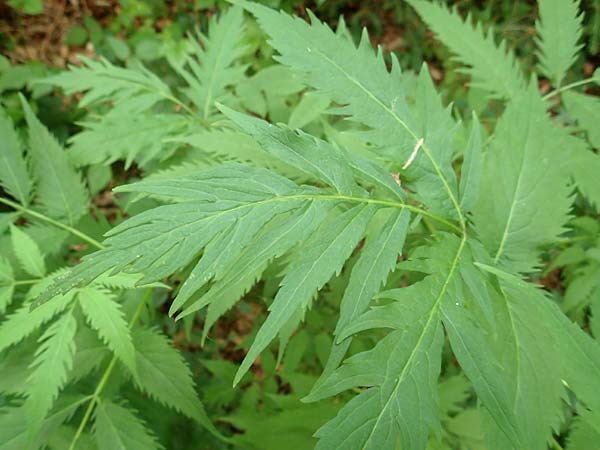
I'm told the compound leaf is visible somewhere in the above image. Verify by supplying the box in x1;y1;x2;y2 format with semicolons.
408;0;524;99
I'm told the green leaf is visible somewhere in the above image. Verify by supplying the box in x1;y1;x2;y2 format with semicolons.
481;280;564;449
174;6;246;120
44;56;173;110
311;234;464;450
476;263;600;446
0;395;89;450
315;321;443;450
407;0;524;99
288;91;330;129
190;202;331;332
106;35;131;61
0;290;74;352
20;96;88;225
221;106;360;195
235;203;376;385
535;0;583;86
440;289;521;448
10;224;46;277
237;1;417;159
0;106;32;205
312;208;410;388
78;287;137;377
94;399;163;450
68;112;186;168
544;297;600;415
132;328;221;438
235;4;459;218
173;202;330;320
37;162;391;306
409;64;460;218
24;311;77;432
472;83;573;273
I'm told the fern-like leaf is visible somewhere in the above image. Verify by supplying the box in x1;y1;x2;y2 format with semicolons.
0;106;32;205
480;271;564;449
78;287;137;377
311;208;410;386
477;263;600;448
68;112;187;168
37;158;400;308
0;395;89;450
20;96;88;225
407;0;524;99
175;6;247;120
132;327;221;438
235;202;376;385
472;83;573;273
24;311;77;433
188;202;330;332
535;0;583;87
10;224;46;278
236;2;459;219
310;235;470;450
44;56;174;111
0;292;74;352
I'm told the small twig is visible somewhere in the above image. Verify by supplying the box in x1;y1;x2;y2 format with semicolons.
0;197;104;250
543;78;600;101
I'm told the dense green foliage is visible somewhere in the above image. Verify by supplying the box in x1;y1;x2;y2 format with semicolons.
1;0;600;449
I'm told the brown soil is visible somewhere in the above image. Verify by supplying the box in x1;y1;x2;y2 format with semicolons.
0;0;115;66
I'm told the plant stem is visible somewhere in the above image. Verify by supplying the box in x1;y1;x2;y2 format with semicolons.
543;77;599;101
67;288;152;450
0;197;105;250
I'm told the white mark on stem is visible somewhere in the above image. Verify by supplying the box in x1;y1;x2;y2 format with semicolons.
402;138;424;170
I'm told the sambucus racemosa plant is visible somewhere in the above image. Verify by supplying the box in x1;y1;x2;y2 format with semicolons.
2;0;600;448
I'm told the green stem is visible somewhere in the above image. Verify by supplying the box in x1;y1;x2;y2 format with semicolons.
295;194;463;234
67;288;153;450
543;78;599;101
0;197;105;250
